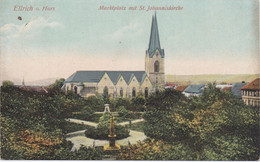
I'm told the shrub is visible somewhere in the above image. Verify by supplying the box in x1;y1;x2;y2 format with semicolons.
129;96;146;112
85;125;129;140
85;112;129;140
143;84;259;160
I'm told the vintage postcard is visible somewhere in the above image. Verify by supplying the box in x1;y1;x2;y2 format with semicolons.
0;0;259;160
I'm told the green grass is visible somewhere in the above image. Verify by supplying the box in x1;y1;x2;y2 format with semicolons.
61;121;90;134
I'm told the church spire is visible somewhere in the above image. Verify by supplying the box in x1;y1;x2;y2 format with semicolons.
148;13;164;58
22;77;25;86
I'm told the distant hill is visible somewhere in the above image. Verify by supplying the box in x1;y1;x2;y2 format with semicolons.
0;78;62;86
166;74;259;85
25;78;61;86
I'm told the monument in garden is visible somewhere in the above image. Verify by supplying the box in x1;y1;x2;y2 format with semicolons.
104;105;120;151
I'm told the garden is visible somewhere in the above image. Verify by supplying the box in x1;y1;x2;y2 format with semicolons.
1;79;259;160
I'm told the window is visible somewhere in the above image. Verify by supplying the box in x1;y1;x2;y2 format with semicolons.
103;86;108;98
154;61;159;72
145;87;148;98
120;88;123;97
74;86;77;94
132;87;136;97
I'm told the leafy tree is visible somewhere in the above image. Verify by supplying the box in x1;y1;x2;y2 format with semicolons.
131;95;146;111
2;80;14;88
142;84;259;160
0;80;103;160
85;112;129;140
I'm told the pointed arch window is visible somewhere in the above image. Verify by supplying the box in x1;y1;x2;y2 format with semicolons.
154;61;159;72
103;86;108;98
132;87;136;97
74;86;77;94
120;88;123;97
145;87;149;98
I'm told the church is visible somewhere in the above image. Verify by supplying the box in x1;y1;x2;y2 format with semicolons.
63;14;165;98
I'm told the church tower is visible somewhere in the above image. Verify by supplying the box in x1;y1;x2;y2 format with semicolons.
145;13;165;92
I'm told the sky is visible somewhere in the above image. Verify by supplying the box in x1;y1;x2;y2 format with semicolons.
0;0;259;82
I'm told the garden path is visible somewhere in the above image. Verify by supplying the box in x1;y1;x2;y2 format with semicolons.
65;118;98;127
118;118;144;126
66;118;144;127
65;118;146;151
66;130;147;151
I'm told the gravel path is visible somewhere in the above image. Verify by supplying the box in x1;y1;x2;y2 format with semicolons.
66;130;147;151
65;118;98;127
118;118;144;126
66;118;144;127
65;118;147;151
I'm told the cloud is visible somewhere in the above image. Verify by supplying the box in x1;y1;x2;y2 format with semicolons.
0;16;63;42
104;22;143;41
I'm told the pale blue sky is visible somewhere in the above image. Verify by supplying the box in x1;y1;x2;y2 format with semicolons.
0;0;259;82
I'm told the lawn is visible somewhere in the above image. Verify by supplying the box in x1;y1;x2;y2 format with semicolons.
61;121;91;134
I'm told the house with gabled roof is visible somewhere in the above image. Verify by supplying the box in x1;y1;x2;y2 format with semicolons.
241;78;260;107
63;14;165;98
183;84;206;97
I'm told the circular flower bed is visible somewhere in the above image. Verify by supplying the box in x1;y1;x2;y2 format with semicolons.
84;125;129;140
84;112;129;140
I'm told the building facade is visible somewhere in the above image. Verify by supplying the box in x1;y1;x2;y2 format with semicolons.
241;78;260;107
63;14;165;98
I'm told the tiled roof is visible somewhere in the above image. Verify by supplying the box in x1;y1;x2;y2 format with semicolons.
241;78;260;90
231;82;248;97
65;71;147;85
184;84;206;93
222;87;232;91
175;85;188;92
17;86;48;93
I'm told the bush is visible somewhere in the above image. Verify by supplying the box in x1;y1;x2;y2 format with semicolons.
2;80;14;87
0;80;102;160
131;95;146;112
143;84;259;160
85;125;129;140
85;112;129;140
117;106;129;118
118;138;194;160
84;96;105;112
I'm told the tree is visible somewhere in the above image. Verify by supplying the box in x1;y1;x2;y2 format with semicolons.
131;95;146;111
2;80;14;87
142;84;259;160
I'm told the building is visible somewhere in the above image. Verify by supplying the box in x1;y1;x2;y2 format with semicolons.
231;82;248;98
182;84;206;97
174;85;188;93
63;14;165;98
241;78;260;107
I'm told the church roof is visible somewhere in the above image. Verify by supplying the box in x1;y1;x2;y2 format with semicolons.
148;13;164;58
65;71;147;85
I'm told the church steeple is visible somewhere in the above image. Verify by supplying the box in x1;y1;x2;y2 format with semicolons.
22;77;25;86
145;13;165;92
148;13;164;58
